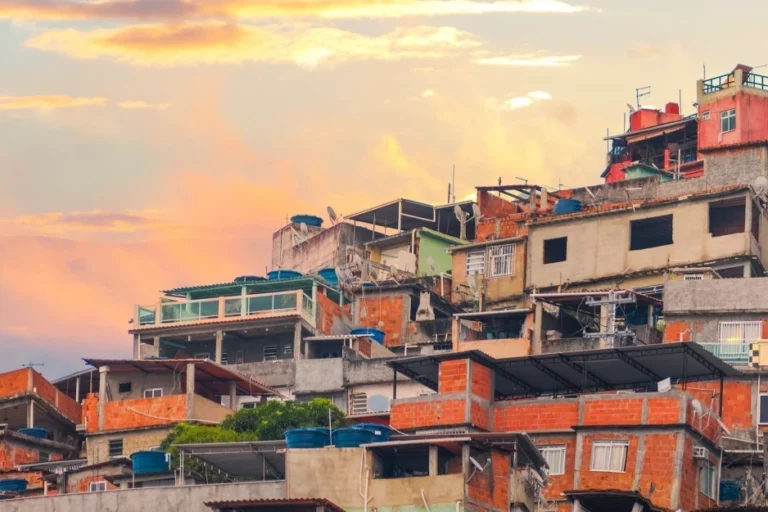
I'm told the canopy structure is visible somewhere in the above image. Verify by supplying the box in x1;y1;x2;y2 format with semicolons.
83;358;280;397
175;440;286;481
346;199;476;240
389;343;740;404
163;276;322;300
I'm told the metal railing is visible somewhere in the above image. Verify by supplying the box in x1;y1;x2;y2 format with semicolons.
136;290;315;328
703;72;768;94
698;342;751;364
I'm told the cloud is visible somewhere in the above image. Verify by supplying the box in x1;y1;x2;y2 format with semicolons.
0;95;107;111
420;88;437;98
475;53;581;67
27;22;482;67
0;0;591;22
488;90;553;111
119;100;170;110
527;90;552;100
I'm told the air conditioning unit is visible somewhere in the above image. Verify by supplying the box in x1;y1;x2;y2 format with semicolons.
693;446;709;459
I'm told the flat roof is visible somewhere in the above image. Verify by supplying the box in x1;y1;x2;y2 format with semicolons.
205;498;344;512
388;343;740;399
176;440;286;481
346;199;476;240
16;459;87;473
83;359;279;396
163;276;322;299
604;115;696;141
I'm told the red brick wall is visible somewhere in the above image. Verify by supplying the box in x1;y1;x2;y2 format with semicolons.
390;398;467;430
470;400;490;431
582;398;644;426
478;191;517;217
75;475;117;493
664;321;692;342
681;379;753;430
678;437;718;511
535;437;576;502
468;450;510;510
0;471;46;492
85;394;187;433
475;214;529;243
357;338;372;358
32;371;81;424
0;368;30;399
438;360;468;394
357;294;405;347
315;290;351;336
637;433;678;509
647;397;682;424
470;362;492;401
494;401;579;431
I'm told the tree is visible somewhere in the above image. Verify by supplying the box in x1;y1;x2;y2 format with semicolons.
221;398;345;440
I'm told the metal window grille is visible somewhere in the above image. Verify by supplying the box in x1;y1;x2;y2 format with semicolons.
264;345;278;361
221;353;228;365
718;321;761;344
351;393;368;415
489;244;514;277
590;440;628;472
108;439;123;457
466;249;485;275
540;446;566;476
684;274;704;281
194;353;209;360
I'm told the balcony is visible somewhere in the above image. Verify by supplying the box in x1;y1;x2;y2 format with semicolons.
702;70;768;94
134;290;316;330
698;342;752;364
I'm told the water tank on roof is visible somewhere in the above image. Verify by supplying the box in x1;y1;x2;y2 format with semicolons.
17;428;48;439
290;215;323;227
285;428;330;448
351;328;385;344
553;199;583;215
267;270;303;280
131;451;170;475
318;268;339;285
0;479;28;493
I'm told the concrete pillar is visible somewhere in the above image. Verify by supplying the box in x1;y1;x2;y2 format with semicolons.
572;500;583;512
429;445;439;476
540;187;548;210
229;381;237;411
599;304;611;349
293;321;303;360
241;286;247;317
133;334;140;360
215;331;223;364
98;366;109;431
532;301;543;354
185;363;196;420
75;376;81;403
27;401;34;428
647;304;654;327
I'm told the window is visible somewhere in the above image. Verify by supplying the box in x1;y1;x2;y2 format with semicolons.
118;382;132;393
759;394;768;424
351;393;368;415
543;237;567;264
108;439;123;457
709;199;745;237
629;215;673;251
702;110;711;121
220;353;228;365
194;352;209;360
38;451;50;463
283;345;293;357
466;249;485;276
89;481;107;492
683;274;704;281
433;342;452;352
489;244;514;277
721;108;736;133
700;461;717;498
242;402;257;409
540;445;566;476
590;440;628;472
143;388;163;398
264;345;278;361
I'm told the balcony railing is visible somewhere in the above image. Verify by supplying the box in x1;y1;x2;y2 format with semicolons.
698;342;751;364
135;290;315;328
703;72;768;94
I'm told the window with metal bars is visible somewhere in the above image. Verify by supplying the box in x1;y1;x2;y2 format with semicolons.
489;244;514;277
466;249;485;276
351;393;368;415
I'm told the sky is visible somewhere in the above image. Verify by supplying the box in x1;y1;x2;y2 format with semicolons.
2;0;768;379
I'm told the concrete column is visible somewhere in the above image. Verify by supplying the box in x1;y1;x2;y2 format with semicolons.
98;366;109;431
599;304;611;349
185;363;196;420
429;445;439;476
26;401;34;428
294;321;303;360
241;286;247;317
647;304;654;327
572;500;583;512
75;376;81;403
532;301;543;354
229;381;237;411
133;334;140;360
540;187;548;210
215;331;223;364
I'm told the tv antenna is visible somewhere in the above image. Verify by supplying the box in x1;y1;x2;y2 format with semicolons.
454;204;482;241
636;86;651;109
22;362;44;369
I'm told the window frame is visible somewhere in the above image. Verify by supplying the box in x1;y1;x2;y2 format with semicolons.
488;244;514;278
702;110;711;121
539;445;566;476
629;214;673;251
543;237;568;264
466;248;486;276
759;394;768;425
721;108;736;133
117;382;132;393
108;439;123;458
700;460;718;499
590;440;628;473
351;392;368;415
143;388;163;399
89;481;107;493
263;345;278;361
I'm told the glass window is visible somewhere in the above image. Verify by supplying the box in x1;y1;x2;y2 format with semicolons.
759;395;768;425
489;244;514;277
118;382;132;393
143;388;163;398
590;440;628;472
89;481;107;492
539;445;566;476
544;237;567;264
721;109;736;133
700;460;717;498
466;249;485;276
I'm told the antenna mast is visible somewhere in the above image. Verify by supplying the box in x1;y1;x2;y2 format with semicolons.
636;86;651;109
451;164;456;203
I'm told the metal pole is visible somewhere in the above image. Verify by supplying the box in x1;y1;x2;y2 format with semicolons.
393;368;398;400
719;376;724;417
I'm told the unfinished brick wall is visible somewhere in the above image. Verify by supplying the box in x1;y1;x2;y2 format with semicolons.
680;379;754;431
636;433;678;509
74;474;118;493
0;471;46;492
31;371;81;424
357;294;405;347
478;191;517;218
0;440;63;470
0;368;30;399
664;321;692;342
580;433;639;491
85;394;187;433
494;400;579;431
470;362;492;401
535;437;576;501
467;450;510;511
315;290;351;336
390;398;467;430
678;436;718;511
475;214;528;243
438;360;468;394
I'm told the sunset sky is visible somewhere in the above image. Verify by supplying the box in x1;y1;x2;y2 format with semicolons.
2;0;768;378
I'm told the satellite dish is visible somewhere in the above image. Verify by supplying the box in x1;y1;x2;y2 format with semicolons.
691;399;703;417
472;204;482;219
327;206;338;224
469;457;487;472
427;256;436;273
752;175;768;196
454;205;469;240
626;103;636;113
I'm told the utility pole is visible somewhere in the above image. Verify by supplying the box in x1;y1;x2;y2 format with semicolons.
584;291;637;348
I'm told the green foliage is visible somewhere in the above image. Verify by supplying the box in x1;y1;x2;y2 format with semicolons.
160;423;256;471
221;398;345;440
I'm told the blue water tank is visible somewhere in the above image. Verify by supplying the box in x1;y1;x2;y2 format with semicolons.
131;451;169;475
333;428;376;448
285;428;330;448
0;479;28;493
319;268;339;286
267;270;303;280
351;328;385;345
719;480;740;502
17;428;48;439
291;215;323;227
553;199;583;215
351;423;391;442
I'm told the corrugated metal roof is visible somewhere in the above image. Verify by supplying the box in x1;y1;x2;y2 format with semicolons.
163;276;317;297
204;498;345;512
129;311;301;334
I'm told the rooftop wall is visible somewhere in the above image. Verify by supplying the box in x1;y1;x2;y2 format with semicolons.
0;368;81;425
664;277;768;313
272;222;376;274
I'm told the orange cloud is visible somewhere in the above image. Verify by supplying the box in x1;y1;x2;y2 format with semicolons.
26;22;481;67
119;100;170;110
475;53;581;67
0;95;106;111
0;0;591;21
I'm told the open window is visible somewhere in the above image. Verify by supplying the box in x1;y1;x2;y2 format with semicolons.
371;443;462;479
543;237;567;264
709;198;745;237
629;215;673;251
457;310;528;342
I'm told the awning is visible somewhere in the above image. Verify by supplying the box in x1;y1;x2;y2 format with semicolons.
176;440;286;481
564;490;666;512
346;199;476;240
164;277;320;299
83;358;280;396
388;343;740;399
604;116;696;141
